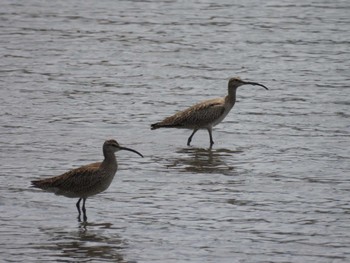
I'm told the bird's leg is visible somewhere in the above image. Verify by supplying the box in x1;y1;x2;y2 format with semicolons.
187;129;199;146
76;198;82;222
207;128;214;148
82;198;87;222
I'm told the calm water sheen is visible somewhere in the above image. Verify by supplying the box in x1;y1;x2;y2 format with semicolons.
1;0;349;262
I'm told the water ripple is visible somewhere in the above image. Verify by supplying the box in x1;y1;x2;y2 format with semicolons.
1;0;349;262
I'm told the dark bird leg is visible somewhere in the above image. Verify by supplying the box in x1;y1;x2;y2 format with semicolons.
82;198;87;222
207;128;214;148
187;129;199;146
76;198;82;222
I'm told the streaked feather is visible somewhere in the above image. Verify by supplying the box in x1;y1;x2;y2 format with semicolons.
152;98;226;129
31;162;113;198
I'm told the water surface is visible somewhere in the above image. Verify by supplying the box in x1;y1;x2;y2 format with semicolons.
0;0;349;262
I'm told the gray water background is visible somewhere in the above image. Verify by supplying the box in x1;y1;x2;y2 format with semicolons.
0;0;349;262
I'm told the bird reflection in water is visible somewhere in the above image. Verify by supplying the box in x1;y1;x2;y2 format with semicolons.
38;222;126;262
167;147;241;175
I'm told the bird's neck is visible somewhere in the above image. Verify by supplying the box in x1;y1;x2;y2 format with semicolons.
226;87;237;105
101;150;117;170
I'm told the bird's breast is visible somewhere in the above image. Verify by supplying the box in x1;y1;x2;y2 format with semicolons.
211;105;234;127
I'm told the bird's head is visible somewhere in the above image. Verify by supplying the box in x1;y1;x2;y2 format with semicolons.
103;139;143;157
228;77;268;90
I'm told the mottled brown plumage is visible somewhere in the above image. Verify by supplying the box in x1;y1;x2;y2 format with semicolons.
31;139;143;222
151;77;268;147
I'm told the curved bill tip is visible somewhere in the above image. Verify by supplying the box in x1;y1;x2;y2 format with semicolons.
261;84;269;90
120;146;144;157
244;81;269;90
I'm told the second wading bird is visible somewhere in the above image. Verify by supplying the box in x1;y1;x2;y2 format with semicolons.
31;139;143;222
151;77;268;147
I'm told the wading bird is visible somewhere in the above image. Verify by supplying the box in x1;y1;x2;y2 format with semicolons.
151;77;268;147
31;139;143;222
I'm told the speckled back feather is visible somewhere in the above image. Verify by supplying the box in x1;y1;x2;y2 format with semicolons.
31;162;111;198
151;98;226;129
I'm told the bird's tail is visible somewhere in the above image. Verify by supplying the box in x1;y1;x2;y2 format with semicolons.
31;180;43;188
31;179;59;194
151;123;161;130
31;179;53;189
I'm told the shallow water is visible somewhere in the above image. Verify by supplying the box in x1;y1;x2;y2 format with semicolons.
0;0;349;262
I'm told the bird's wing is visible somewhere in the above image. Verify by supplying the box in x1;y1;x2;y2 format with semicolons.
159;98;226;128
32;162;102;194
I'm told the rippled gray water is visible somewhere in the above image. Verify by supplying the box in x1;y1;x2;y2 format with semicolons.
1;0;349;262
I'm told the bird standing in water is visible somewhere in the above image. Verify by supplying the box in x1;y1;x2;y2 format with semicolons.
31;139;143;222
151;77;268;147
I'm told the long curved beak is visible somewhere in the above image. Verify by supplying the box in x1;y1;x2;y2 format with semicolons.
119;146;144;157
243;81;268;90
